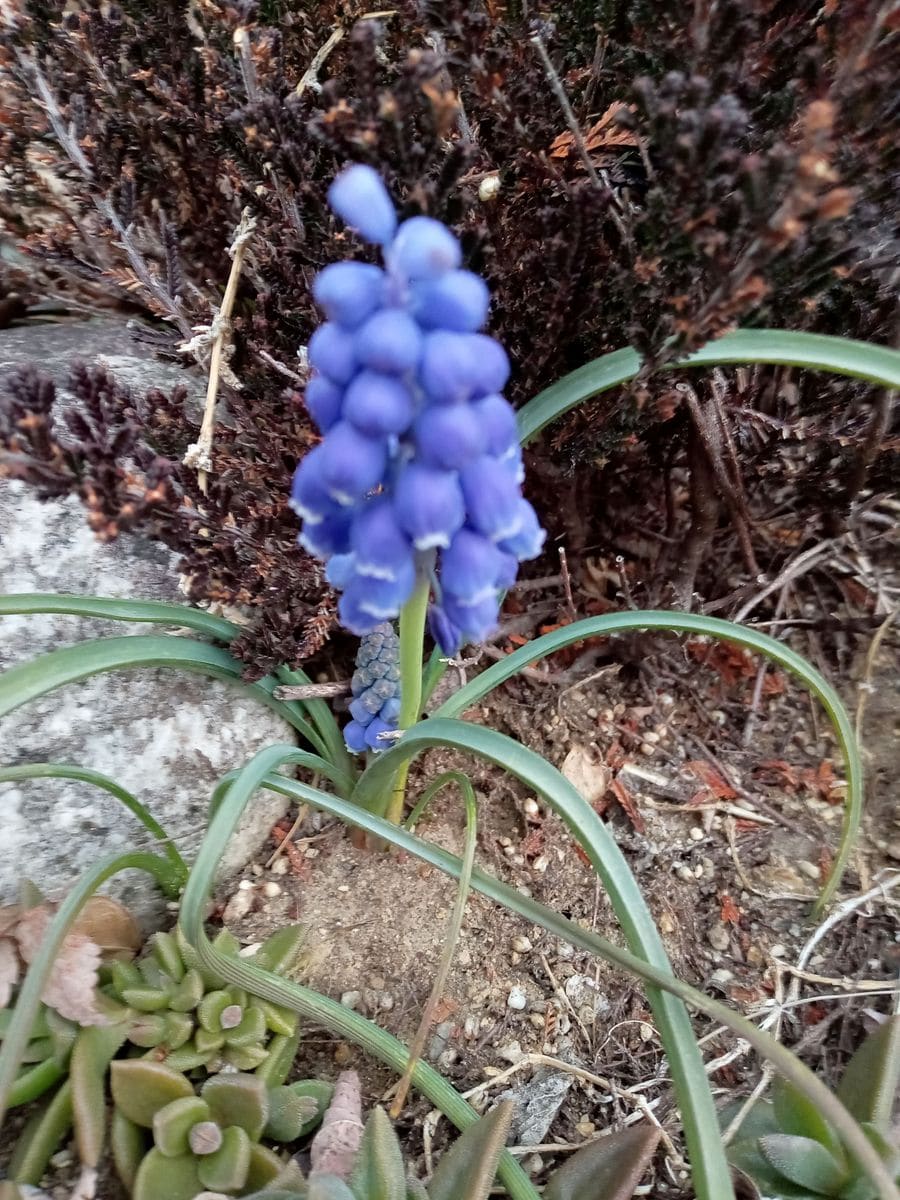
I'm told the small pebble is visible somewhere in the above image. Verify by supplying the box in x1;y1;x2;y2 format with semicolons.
222;889;254;922
524;1155;544;1175
707;923;730;952
690;826;704;842
512;935;533;953
438;1049;458;1069
643;730;660;744
507;985;528;1010
305;846;320;859
798;860;820;880
250;862;263;877
497;1040;524;1064
340;990;362;1010
639;1022;654;1042
270;857;289;876
532;854;549;874
676;865;694;882
640;742;656;756
556;940;575;959
576;1118;596;1137
261;881;282;898
769;944;786;958
529;1012;546;1030
710;968;734;986
238;878;254;890
523;797;540;817
464;1015;479;1039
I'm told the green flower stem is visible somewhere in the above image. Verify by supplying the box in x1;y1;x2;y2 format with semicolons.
386;573;431;823
182;744;541;1200
431;611;861;916
0;763;187;887
7;1058;66;1109
248;767;898;1200
0;850;177;1127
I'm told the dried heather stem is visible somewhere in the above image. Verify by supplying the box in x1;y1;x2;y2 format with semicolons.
183;208;256;494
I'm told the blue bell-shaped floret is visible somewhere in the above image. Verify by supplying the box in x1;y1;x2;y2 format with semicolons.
393;464;466;550
364;717;394;751
443;592;501;644
348;697;377;726
308;322;357;385
498;499;546;560
355;310;423;374
317;421;389;505
313;261;386;328
440;528;505;604
413;404;485;470
411;270;490;332
290;446;342;522
495;550;520;589
428;604;462;655
328;164;397;245
341;566;415;626
460;456;523;542
350;499;414;581
388;216;461;280
419;331;477;403
343;371;415;438
304;375;343;433
464;334;511;395
298;512;352;559
325;552;357;589
471;393;518;457
343;720;369;752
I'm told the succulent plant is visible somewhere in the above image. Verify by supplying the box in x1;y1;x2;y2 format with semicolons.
723;1016;900;1200
3;923;315;1193
110;1061;331;1200
100;925;303;1073
238;1070;661;1200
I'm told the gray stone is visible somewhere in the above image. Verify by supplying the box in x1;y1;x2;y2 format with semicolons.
0;323;292;926
0;317;205;414
497;1063;574;1145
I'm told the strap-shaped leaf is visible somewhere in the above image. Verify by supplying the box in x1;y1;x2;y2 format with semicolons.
773;1076;846;1164
543;1124;661;1200
837;1017;900;1127
427;1102;513;1200
516;330;900;444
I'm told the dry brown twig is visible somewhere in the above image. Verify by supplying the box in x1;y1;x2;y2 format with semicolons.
182;208;257;493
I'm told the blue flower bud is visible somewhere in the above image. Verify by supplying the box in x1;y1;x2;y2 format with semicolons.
495;550;519;589
313;261;386;328
413;403;486;470
304;374;343;432
355;310;423;374
349;697;377;725
364;717;394;750
317;421;388;504
350;499;414;580
393;464;465;550
428;604;462;655
380;696;401;722
328;164;397;245
440;528;504;604
308;322;357;385
325;552;357;589
343;720;369;753
460;456;523;542
466;334;511;394
471;393;518;456
443;592;501;644
411;270;490;332
341;565;415;625
298;512;351;559
343;370;415;438
388;216;461;279
290;447;342;522
419;331;477;403
498;499;546;560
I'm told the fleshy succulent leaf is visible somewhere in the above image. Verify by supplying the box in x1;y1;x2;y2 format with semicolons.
150;931;186;982
349;1106;406;1200
110;1107;146;1194
772;1077;846;1164
264;1084;321;1142
120;986;172;1012
226;1003;268;1047
836;1016;900;1128
758;1134;849;1195
168;968;205;1012
728;1138;823;1199
152;1095;212;1157
196;1123;252;1192
132;1147;204;1200
202;1072;269;1141
110;1059;194;1127
309;1178;358;1200
245;1141;293;1191
543;1123;662;1200
70;1022;129;1169
253;926;307;976
255;1029;302;1088
427;1102;514;1200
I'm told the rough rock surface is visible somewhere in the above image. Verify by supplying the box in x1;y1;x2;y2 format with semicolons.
0;322;292;925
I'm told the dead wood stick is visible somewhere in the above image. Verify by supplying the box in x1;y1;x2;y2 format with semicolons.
273;681;352;700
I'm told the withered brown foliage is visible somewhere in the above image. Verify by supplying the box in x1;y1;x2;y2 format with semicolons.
1;0;897;669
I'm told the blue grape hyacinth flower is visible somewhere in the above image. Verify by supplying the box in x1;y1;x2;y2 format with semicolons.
343;622;401;753
291;163;545;659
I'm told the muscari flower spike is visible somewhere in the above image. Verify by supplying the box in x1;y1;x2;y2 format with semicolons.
343;623;402;753
291;165;546;749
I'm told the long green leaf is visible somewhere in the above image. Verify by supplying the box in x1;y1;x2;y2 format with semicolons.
517;329;900;443
0;633;341;772
179;745;541;1200
195;765;900;1200
0;850;177;1126
260;768;897;1200
0;594;353;787
431;611;860;915
0;763;187;885
353;719;733;1200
